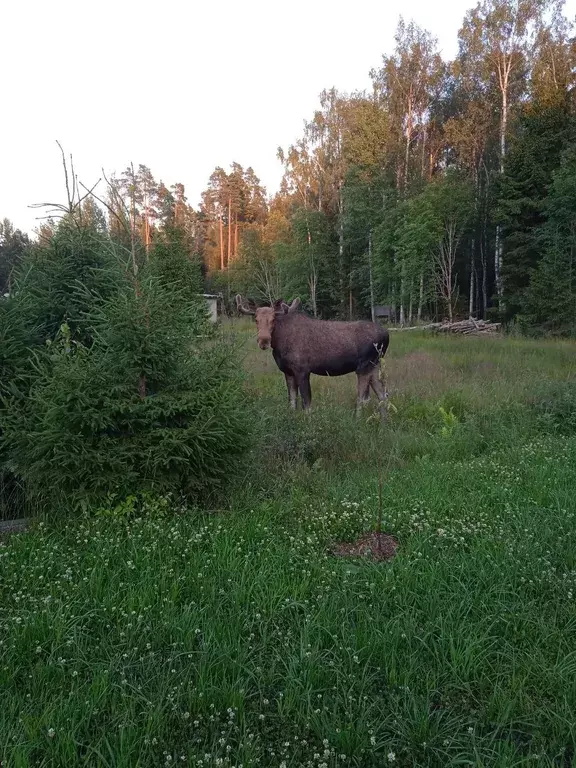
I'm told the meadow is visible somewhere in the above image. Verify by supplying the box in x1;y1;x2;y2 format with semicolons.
2;322;576;767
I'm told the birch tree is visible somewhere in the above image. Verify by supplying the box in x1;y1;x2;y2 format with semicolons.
458;0;545;308
370;19;445;323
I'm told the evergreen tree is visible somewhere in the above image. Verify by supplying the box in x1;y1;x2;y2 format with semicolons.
522;143;576;333
0;219;30;295
499;98;574;319
148;225;204;304
1;215;250;513
11;219;125;350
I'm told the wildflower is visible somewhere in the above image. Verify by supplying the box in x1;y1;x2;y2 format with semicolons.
387;752;396;763
47;728;56;739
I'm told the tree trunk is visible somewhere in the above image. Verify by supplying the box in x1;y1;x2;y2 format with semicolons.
421;126;427;178
368;229;375;323
219;215;224;270
399;260;406;326
304;208;318;317
309;270;318;318
469;261;475;318
227;196;232;267
404;121;411;191
234;216;239;259
447;249;453;323
417;271;424;322
400;98;413;327
500;85;507;175
495;70;508;309
481;239;487;318
338;181;345;314
495;225;502;308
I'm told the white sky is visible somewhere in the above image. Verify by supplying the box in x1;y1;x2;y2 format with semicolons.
2;0;575;234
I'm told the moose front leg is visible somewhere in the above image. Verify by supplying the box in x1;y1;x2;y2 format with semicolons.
356;371;372;417
285;373;298;410
297;372;312;411
370;368;388;420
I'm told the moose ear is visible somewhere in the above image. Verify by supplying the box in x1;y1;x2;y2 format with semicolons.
273;298;288;314
288;297;301;312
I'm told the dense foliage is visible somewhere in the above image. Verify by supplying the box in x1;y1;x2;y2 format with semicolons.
0;205;251;516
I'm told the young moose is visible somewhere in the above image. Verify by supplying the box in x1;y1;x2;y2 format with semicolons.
236;295;390;415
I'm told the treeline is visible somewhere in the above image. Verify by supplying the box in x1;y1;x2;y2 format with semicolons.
203;0;576;333
2;0;576;334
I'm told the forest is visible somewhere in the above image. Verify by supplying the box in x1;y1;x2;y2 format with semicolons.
3;0;576;333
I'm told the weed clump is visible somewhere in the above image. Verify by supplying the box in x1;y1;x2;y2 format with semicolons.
531;381;576;435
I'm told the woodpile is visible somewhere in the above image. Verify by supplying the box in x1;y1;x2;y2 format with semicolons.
392;318;501;336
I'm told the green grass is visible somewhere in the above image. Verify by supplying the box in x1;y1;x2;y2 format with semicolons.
2;325;576;766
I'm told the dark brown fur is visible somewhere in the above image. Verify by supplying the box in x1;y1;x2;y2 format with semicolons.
237;296;389;413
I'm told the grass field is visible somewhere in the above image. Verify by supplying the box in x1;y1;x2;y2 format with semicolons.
2;322;576;766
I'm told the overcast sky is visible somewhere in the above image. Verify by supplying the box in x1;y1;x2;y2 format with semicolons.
2;0;575;234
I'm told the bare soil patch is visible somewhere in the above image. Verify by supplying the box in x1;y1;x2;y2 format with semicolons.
331;531;399;562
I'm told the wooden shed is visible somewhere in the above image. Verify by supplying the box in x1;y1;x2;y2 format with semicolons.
198;294;220;323
374;305;392;323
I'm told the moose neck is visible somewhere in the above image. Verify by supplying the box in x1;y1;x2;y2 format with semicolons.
271;311;306;350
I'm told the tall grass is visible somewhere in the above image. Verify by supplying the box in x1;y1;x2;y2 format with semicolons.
2;326;576;766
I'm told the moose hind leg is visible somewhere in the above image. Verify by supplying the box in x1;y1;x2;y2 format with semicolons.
297;373;312;411
356;371;372;416
370;368;388;419
285;373;298;410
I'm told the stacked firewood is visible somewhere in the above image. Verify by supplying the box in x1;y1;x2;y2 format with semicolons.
392;318;501;335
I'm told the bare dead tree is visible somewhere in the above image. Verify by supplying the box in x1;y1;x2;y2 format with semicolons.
30;141;101;226
434;217;461;323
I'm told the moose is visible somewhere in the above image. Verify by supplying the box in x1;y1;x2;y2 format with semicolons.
236;295;390;415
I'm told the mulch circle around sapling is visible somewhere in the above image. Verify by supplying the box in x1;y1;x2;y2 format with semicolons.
331;531;398;562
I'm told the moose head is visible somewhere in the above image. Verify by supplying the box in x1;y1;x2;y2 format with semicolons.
236;295;301;350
